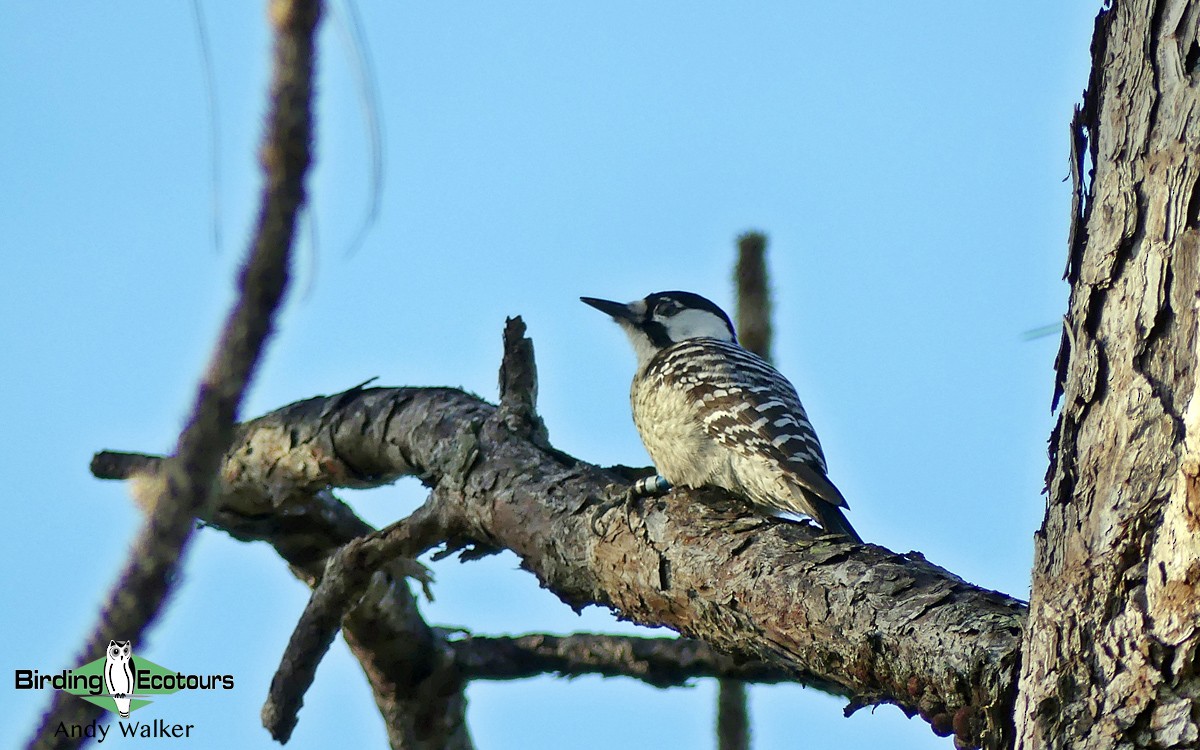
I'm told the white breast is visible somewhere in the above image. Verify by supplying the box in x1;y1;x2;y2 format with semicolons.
628;340;830;519
631;376;719;487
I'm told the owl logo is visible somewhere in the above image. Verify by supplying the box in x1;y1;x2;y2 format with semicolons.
103;640;135;718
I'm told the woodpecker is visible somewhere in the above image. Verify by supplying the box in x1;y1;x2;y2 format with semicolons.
581;290;861;542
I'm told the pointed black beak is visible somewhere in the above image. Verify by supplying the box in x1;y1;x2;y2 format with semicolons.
580;296;637;322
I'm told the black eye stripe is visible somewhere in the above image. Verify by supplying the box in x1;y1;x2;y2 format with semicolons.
643;320;673;347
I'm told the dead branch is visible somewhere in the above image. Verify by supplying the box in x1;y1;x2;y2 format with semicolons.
721;229;773;750
26;2;319;748
734;230;772;362
261;499;449;742
448;632;804;689
92;320;1025;749
98;457;471;748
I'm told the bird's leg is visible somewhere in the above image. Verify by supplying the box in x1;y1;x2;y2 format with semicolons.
632;474;672;497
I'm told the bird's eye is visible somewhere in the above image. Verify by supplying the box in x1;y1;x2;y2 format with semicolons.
656;301;682;317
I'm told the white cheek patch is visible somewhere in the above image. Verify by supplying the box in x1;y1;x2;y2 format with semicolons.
663;308;734;341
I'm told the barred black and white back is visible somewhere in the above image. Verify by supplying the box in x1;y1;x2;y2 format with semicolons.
581;291;860;542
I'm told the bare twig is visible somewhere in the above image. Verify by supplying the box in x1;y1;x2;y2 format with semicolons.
718;679;751;750
341;573;473;750
95;450;472;750
262;499;448;743
497;316;549;447
90;451;163;480
449;632;823;691
734;231;771;361
26;3;319;748
264;315;553;741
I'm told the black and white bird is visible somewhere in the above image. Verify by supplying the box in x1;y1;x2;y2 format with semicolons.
581;290;861;542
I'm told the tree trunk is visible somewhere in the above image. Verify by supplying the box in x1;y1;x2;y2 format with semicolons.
1015;1;1200;747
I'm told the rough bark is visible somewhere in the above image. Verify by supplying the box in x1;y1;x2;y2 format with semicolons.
96;373;1025;748
63;2;1200;749
448;632;795;686
1015;1;1200;747
99;456;473;750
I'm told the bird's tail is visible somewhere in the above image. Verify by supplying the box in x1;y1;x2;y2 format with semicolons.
814;504;862;544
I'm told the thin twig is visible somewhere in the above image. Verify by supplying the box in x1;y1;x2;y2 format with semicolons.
450;632;816;691
25;2;319;748
262;500;447;743
95;449;472;750
191;0;223;255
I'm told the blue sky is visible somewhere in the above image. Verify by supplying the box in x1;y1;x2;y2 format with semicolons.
2;2;1097;748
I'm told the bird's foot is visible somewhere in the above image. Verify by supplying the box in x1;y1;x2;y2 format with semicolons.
590;476;670;536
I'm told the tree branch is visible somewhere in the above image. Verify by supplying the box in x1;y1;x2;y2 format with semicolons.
97;454;473;749
27;2;318;748
261;498;450;743
93;330;1026;750
448;632;809;689
722;229;772;750
497;316;549;448
734;230;772;362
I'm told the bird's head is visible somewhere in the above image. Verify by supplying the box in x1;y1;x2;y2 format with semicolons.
581;291;737;369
